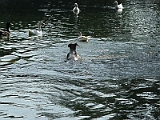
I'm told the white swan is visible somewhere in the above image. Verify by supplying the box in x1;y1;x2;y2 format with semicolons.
66;43;81;61
29;21;45;36
78;32;90;42
73;3;80;16
114;1;124;9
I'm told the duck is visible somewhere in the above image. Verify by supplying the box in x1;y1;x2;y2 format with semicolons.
114;1;124;9
0;22;12;38
66;43;81;61
73;3;80;16
29;21;45;36
78;32;90;42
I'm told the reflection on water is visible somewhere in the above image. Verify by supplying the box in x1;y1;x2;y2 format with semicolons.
0;0;160;120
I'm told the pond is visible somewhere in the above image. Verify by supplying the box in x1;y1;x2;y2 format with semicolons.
0;0;160;119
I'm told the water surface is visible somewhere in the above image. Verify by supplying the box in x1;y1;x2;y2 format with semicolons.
0;0;160;120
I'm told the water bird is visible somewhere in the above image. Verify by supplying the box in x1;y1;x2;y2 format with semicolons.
66;43;81;61
78;32;90;42
0;22;12;38
73;3;80;16
29;21;45;36
114;1;124;9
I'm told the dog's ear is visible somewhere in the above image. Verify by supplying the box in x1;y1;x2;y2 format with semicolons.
68;44;71;47
75;43;79;46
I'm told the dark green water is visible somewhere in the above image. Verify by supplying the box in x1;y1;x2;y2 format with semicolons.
0;0;160;120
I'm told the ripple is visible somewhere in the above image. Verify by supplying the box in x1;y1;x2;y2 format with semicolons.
0;1;160;120
0;55;19;62
91;104;105;110
93;113;116;120
137;92;159;100
91;91;116;98
12;51;35;58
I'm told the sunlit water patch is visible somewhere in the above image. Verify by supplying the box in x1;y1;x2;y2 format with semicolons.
0;0;160;120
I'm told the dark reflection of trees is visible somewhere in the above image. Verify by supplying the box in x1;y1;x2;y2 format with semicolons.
2;0;160;10
0;0;47;11
0;0;114;9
